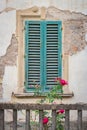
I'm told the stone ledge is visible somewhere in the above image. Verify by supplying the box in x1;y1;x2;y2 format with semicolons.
12;92;74;98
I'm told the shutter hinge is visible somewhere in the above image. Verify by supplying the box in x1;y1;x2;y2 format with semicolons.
61;27;63;30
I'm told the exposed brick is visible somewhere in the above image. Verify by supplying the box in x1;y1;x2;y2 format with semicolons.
47;7;87;55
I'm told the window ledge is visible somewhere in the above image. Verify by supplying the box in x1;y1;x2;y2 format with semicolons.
12;92;74;98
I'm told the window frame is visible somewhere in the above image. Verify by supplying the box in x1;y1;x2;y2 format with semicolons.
15;7;73;97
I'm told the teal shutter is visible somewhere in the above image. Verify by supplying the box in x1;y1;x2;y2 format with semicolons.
25;21;43;92
44;21;62;91
25;21;62;92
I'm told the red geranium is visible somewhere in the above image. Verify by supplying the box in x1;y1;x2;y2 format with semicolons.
43;117;49;124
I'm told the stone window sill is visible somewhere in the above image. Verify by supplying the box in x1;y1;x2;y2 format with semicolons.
12;91;74;98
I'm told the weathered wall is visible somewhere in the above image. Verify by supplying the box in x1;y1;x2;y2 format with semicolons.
0;0;87;104
0;32;18;99
47;7;87;55
0;0;87;14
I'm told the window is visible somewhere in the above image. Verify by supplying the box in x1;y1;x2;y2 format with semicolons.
15;7;73;98
25;21;62;92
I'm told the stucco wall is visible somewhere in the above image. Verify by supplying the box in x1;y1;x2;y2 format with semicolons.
0;0;87;105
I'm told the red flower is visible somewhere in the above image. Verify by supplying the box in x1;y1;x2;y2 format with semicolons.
43;117;49;124
60;79;68;86
54;77;68;86
57;109;65;114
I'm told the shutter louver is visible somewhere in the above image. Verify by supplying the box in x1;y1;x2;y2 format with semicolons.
25;21;42;92
44;21;62;91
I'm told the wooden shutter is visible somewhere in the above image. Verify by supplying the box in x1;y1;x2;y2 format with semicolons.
25;21;43;92
44;21;62;91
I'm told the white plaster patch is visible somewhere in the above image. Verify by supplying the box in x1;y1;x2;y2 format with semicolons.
69;46;87;103
0;10;16;56
31;0;49;7
85;33;87;42
6;0;50;9
6;0;33;9
2;66;17;101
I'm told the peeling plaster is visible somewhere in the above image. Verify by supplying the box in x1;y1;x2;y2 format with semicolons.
47;7;87;55
47;6;87;20
0;34;18;98
0;33;18;78
0;10;16;56
0;34;18;66
0;34;18;65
